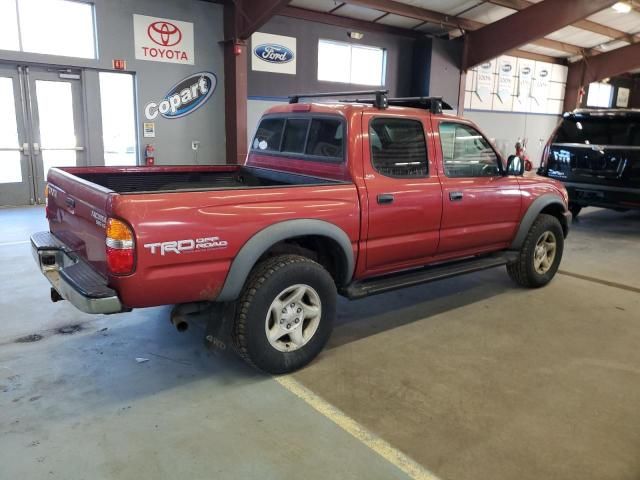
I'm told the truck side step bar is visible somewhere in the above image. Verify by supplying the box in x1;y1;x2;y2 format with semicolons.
343;252;517;299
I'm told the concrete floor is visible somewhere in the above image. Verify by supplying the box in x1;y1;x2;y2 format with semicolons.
1;206;639;480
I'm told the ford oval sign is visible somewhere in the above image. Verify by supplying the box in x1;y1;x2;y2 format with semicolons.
144;72;217;120
254;44;295;64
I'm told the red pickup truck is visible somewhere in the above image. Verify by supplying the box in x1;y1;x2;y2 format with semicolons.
32;92;570;373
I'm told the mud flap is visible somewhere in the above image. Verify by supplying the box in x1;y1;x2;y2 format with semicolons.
203;302;236;353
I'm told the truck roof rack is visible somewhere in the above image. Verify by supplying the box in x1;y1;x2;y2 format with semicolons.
289;90;389;109
341;96;452;114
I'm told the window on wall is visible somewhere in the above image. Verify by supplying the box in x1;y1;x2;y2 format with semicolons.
369;118;427;178
318;39;386;86
439;122;500;178
586;82;613;108
100;72;137;166
0;0;96;58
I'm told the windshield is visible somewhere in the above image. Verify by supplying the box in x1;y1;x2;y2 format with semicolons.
554;116;640;147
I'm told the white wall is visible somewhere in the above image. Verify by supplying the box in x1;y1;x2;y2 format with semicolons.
464;110;560;167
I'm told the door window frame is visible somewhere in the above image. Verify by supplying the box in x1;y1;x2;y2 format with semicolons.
368;115;430;179
437;120;505;178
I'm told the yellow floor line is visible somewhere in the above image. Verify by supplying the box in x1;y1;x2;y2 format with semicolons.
274;375;442;480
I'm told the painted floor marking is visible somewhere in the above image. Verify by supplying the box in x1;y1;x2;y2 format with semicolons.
274;375;442;480
0;240;30;247
559;270;640;294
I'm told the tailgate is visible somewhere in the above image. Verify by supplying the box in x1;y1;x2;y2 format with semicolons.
46;168;113;276
547;144;640;188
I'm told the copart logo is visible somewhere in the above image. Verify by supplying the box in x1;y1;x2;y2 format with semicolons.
148;21;182;46
144;72;217;120
254;44;294;64
144;236;228;256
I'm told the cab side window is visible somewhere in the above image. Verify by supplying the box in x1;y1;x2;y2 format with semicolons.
369;118;428;178
439;122;500;178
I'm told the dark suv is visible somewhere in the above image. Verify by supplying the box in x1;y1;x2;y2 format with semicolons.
539;109;640;218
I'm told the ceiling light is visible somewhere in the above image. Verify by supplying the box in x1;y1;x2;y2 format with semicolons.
612;2;632;13
348;31;364;40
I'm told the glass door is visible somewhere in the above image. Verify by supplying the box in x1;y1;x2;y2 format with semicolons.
0;65;34;206
26;66;86;203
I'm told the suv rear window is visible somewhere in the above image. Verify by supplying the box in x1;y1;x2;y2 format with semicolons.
252;116;345;161
554;117;640;146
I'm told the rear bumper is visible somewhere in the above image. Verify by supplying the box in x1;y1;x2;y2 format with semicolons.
31;231;124;314
565;182;640;210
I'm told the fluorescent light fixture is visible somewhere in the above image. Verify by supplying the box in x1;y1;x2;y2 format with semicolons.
612;2;632;13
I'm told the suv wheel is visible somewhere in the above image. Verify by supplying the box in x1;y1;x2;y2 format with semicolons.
233;254;336;374
569;203;582;219
507;214;564;288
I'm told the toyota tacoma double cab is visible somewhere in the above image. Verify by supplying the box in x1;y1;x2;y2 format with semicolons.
32;91;570;374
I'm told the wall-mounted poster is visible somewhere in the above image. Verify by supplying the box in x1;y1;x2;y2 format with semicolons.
475;61;494;103
514;59;534;112
496;57;515;105
531;62;551;110
251;32;296;75
616;87;630;107
133;14;195;65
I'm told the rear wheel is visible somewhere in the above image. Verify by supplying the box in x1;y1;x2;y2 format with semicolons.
507;214;564;288
233;255;336;374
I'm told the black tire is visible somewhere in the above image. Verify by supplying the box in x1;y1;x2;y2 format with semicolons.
507;214;564;288
569;203;582;219
233;254;336;374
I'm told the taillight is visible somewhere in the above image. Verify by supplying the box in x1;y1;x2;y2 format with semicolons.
106;218;135;275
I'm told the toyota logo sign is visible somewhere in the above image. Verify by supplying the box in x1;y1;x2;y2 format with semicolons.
134;14;194;65
148;21;182;47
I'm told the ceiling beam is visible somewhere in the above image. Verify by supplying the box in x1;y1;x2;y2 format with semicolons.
236;0;291;39
340;0;587;58
462;0;619;69
564;41;640;111
487;0;638;44
279;6;421;38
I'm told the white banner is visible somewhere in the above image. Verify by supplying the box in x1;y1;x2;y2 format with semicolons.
532;63;551;106
516;60;534;110
496;57;515;104
475;61;494;102
251;32;296;75
134;14;194;65
616;87;630;107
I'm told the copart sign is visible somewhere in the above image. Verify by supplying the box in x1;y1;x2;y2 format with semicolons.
144;72;217;120
133;14;194;65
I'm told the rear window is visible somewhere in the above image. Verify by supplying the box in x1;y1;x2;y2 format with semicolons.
369;118;427;178
554;117;640;146
252;116;345;161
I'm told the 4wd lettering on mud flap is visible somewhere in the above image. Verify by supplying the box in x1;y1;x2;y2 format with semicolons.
144;236;228;256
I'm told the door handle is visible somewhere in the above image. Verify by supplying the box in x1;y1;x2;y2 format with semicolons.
377;193;395;205
449;191;464;201
65;197;75;208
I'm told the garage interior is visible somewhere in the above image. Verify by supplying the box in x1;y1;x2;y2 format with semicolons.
1;1;640;479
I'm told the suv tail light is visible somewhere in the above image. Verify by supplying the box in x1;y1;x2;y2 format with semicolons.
106;218;135;275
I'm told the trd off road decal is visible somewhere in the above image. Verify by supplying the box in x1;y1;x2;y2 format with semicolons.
144;72;217;120
144;236;228;256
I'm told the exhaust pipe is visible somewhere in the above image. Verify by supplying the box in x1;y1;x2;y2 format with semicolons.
170;302;210;332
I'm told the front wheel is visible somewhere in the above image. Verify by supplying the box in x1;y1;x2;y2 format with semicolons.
507;214;564;288
233;255;336;374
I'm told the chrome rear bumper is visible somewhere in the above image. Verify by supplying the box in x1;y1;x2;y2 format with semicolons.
31;231;124;315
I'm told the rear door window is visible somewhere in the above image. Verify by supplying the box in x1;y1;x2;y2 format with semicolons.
369;118;428;178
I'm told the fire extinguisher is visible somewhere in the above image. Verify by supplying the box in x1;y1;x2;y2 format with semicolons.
144;144;155;166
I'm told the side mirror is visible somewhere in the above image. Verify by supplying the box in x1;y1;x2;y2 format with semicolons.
506;155;525;176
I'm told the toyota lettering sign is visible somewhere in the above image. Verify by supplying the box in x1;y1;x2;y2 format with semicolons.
134;14;194;65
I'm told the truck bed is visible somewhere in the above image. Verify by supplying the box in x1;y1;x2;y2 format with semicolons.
74;165;342;194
